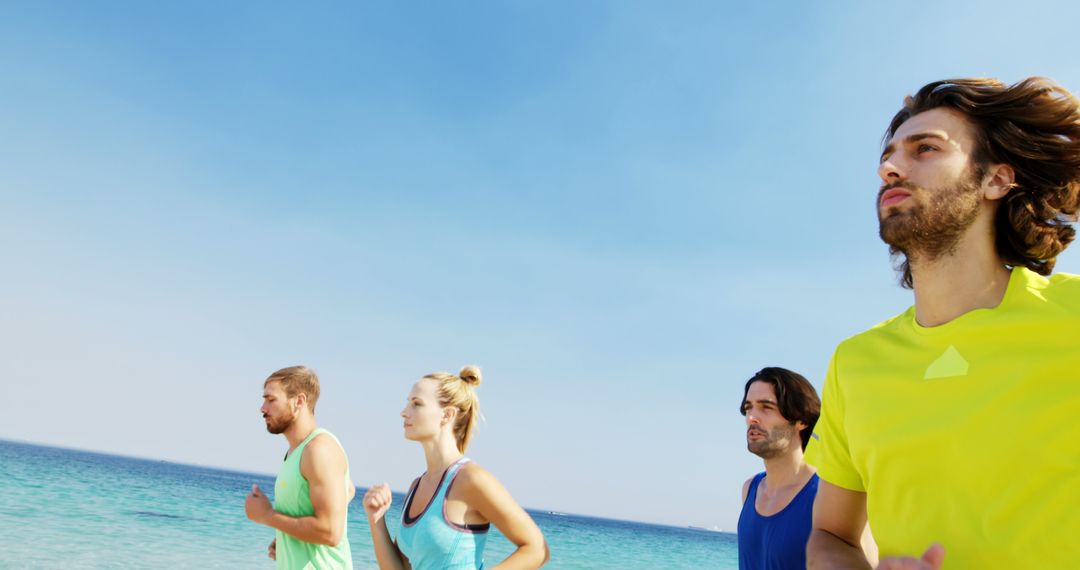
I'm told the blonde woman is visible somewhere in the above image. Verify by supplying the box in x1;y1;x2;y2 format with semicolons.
364;366;548;570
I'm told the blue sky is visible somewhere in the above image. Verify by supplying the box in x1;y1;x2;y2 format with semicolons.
2;1;1079;530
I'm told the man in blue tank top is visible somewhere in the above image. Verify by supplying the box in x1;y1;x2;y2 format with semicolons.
737;367;822;570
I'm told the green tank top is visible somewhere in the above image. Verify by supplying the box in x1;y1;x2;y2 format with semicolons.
273;428;353;569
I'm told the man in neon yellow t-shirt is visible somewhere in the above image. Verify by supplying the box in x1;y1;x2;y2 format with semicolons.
245;366;356;569
807;78;1080;569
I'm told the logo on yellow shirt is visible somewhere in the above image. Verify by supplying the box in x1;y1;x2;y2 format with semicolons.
924;345;969;379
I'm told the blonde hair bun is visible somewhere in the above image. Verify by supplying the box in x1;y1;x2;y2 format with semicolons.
459;365;482;387
423;366;483;452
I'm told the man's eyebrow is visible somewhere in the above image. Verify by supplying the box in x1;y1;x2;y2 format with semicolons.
743;399;778;406
881;132;947;160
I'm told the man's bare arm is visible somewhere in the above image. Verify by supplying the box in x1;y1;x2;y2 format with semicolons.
807;480;872;569
256;435;349;546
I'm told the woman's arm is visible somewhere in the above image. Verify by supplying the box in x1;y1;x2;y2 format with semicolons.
457;465;548;569
363;483;411;570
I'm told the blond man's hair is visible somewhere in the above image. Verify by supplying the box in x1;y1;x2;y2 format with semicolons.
264;365;321;413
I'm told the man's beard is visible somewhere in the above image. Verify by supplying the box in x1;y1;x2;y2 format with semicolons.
878;164;984;264
265;409;296;434
747;422;798;459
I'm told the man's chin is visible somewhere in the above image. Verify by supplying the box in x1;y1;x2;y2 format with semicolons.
879;219;917;251
748;442;785;459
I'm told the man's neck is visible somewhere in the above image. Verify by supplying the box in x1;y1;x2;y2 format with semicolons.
283;414;318;451
762;448;811;490
909;230;1012;327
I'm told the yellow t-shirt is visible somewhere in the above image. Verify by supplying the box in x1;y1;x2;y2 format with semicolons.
811;267;1080;569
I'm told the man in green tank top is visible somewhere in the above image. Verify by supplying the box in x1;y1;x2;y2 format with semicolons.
245;366;356;569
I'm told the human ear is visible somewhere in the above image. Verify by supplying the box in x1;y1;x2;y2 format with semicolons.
983;163;1016;201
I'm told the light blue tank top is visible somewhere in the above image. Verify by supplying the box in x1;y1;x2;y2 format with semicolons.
396;458;489;570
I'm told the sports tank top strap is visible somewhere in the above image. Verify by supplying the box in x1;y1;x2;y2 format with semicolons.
308;429;351;484
403;459;469;526
746;471;766;503
442;458;471;487
402;477;421;513
443;459;490;533
434;459;470;508
289;427;327;459
285;428;351;487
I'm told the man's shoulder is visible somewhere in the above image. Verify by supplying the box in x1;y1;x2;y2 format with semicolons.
742;471;765;488
1043;271;1080;309
308;429;343;444
301;431;348;467
1048;271;1080;283
741;472;764;504
836;307;913;351
306;432;338;452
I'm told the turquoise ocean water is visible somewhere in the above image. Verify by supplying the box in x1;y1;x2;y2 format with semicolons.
1;440;737;569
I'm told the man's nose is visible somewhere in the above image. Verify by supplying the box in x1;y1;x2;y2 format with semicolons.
878;155;906;184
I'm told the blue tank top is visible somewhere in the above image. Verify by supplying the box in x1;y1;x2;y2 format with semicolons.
737;471;818;570
397;458;489;570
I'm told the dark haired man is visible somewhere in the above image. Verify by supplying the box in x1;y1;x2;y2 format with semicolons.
737;367;822;570
808;78;1080;569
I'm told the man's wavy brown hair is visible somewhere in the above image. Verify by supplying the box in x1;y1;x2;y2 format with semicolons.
885;77;1080;288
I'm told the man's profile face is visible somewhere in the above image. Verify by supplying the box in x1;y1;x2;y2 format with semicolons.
742;381;801;459
877;107;986;259
261;381;297;435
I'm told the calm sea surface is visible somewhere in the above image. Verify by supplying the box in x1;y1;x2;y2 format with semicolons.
0;439;737;569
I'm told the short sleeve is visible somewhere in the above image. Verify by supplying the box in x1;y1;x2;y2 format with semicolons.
811;348;865;492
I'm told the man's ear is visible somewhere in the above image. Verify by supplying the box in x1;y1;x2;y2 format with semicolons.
294;392;307;412
983;163;1016;201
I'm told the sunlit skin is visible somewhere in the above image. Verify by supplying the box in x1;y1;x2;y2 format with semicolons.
808;107;1017;570
877;107;979;216
363;377;549;570
400;379;447;448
